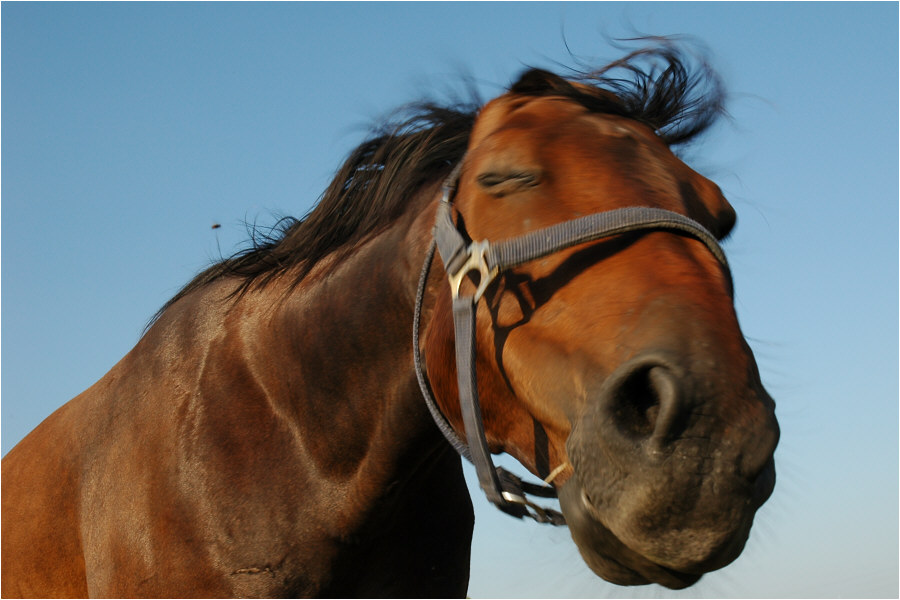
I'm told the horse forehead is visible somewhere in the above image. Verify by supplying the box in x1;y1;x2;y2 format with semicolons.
467;99;675;196
471;95;655;159
466;94;734;234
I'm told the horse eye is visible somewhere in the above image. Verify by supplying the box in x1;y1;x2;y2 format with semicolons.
476;170;542;195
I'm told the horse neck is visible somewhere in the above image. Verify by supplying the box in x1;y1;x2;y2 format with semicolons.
243;190;444;489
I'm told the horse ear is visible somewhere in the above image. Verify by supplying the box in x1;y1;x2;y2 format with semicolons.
510;69;571;95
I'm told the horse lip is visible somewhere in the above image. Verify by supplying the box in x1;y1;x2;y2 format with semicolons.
579;533;702;590
753;456;777;507
558;480;705;589
574;487;699;584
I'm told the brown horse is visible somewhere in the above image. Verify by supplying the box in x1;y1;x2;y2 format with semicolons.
2;43;778;597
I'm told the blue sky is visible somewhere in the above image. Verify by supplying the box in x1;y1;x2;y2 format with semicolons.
2;3;897;598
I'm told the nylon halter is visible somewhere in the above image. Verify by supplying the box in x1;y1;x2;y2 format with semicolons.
413;160;731;525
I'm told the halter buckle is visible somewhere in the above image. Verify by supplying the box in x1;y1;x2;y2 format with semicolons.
501;490;565;525
447;240;499;302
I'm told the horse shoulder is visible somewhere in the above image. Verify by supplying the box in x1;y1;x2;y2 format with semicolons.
2;394;91;597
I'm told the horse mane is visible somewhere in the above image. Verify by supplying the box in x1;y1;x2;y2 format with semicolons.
151;41;725;324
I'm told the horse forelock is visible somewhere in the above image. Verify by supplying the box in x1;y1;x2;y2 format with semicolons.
510;41;726;146
151;38;725;327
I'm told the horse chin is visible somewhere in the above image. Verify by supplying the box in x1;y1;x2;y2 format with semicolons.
557;479;746;590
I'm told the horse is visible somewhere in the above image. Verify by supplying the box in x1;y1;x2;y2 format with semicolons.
2;43;779;597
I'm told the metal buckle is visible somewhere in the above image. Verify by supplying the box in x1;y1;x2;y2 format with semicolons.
501;490;556;524
447;240;499;302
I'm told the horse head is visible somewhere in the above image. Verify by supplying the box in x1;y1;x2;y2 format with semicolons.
421;65;779;589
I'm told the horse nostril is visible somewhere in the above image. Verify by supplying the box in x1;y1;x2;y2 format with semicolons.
607;362;684;450
610;368;658;438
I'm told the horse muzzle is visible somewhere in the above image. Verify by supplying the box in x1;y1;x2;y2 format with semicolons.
558;352;779;588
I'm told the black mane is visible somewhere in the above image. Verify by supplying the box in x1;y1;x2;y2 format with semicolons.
152;41;725;322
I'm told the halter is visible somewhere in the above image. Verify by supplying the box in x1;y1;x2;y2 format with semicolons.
413;161;731;525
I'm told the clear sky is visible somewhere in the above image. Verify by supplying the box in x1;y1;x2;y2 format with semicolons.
2;3;897;598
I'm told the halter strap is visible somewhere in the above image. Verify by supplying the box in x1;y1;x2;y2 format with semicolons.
434;196;732;300
414;162;731;525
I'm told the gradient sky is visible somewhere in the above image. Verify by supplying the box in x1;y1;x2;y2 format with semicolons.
2;3;897;598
